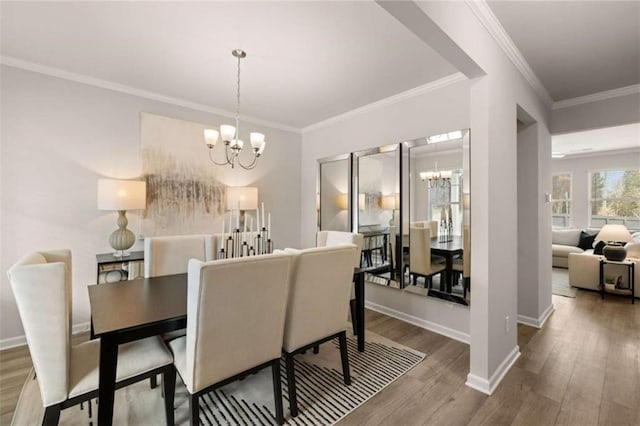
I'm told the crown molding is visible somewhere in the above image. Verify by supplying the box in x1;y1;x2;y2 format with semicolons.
464;0;554;108
0;55;302;134
553;146;640;160
302;72;467;134
552;84;640;110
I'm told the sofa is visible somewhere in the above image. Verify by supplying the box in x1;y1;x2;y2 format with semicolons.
552;228;599;268
568;240;640;298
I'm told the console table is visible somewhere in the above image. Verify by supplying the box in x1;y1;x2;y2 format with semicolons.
599;258;635;304
95;251;144;284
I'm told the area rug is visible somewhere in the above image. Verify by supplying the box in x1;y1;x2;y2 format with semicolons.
12;332;424;425
552;267;577;298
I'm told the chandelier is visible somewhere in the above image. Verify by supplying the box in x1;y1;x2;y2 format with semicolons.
204;49;265;170
419;162;451;188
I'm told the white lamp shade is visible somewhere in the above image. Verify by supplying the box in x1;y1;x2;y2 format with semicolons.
381;195;395;210
597;224;633;243
97;179;146;211
336;193;348;210
226;187;258;210
250;132;265;149
220;124;236;141
257;141;266;155
204;128;219;146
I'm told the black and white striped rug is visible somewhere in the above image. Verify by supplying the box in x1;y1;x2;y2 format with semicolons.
13;333;425;426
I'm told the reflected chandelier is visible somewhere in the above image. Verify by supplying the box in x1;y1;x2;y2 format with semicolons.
419;162;452;188
204;49;266;170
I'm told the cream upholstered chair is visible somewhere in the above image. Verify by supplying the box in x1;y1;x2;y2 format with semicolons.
168;253;292;425
144;234;215;344
280;245;357;417
7;250;175;426
144;234;215;278
316;231;364;332
409;227;446;287
452;225;471;298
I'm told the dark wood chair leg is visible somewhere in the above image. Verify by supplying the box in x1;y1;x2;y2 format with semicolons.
189;393;199;426
285;352;298;417
42;404;61;426
338;331;351;385
163;366;176;426
349;299;358;335
272;359;284;425
150;375;158;389
313;345;319;354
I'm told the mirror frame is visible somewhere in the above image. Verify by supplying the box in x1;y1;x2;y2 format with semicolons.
317;153;353;233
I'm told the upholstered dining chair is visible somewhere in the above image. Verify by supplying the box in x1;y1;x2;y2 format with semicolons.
167;253;292;425
452;225;471;298
409;227;446;287
279;245;357;417
144;234;215;278
316;230;364;333
7;250;175;426
144;234;215;345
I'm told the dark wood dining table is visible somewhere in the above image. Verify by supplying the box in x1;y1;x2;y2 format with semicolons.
430;236;463;292
88;269;368;425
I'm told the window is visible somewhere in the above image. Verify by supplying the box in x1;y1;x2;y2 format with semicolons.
428;170;463;235
590;169;640;230
552;173;571;227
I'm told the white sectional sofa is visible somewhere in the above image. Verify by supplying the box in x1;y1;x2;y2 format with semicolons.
568;241;640;298
552;228;599;268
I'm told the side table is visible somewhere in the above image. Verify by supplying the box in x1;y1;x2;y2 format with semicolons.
96;251;145;284
599;258;635;304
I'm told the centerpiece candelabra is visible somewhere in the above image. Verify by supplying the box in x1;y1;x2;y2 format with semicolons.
217;202;274;259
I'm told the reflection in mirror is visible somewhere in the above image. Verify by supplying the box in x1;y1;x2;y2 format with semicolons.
355;144;402;289
318;154;351;232
405;130;470;305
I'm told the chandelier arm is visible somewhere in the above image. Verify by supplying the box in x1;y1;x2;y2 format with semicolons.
237;154;259;170
208;148;231;166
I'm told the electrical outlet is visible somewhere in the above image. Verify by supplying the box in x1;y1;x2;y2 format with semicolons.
505;316;510;334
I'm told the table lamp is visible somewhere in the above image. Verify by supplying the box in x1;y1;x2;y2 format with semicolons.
596;224;633;261
97;179;146;257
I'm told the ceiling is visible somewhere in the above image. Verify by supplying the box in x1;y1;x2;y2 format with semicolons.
488;1;640;101
552;123;640;157
0;1;457;129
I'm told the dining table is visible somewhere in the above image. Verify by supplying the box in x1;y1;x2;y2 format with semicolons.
430;236;464;292
88;268;368;425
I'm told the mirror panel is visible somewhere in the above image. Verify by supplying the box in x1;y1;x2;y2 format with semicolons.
318;154;351;232
355;145;402;289
405;130;470;305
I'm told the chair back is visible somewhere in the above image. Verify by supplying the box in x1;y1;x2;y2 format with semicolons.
144;234;214;277
410;227;435;275
7;250;72;406
282;245;357;352
316;230;363;268
183;253;292;393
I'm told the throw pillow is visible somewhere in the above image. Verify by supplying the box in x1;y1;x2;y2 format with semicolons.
593;240;606;255
578;231;595;250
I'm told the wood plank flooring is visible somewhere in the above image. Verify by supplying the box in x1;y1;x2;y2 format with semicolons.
0;290;638;425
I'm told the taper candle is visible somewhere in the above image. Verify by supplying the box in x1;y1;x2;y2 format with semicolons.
256;208;260;231
220;214;225;249
261;202;265;229
268;213;271;232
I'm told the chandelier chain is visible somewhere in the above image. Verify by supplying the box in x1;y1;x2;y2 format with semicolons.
235;53;241;140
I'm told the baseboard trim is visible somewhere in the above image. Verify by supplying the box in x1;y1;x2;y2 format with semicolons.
518;303;554;328
465;345;520;395
364;301;470;344
0;322;91;351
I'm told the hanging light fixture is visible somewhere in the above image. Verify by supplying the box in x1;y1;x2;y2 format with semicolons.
419;162;452;188
204;49;266;170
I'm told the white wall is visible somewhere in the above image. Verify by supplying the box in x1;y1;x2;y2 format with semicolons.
301;79;472;339
0;65;302;344
551;150;640;230
551;93;640;135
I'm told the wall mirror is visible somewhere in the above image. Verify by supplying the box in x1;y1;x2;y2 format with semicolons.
404;129;470;305
354;144;403;289
318;154;352;233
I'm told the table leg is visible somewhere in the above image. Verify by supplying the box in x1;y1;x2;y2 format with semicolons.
599;260;604;299
98;334;118;426
354;272;365;352
444;254;453;293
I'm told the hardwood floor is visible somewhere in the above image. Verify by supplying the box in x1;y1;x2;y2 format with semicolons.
1;290;638;425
